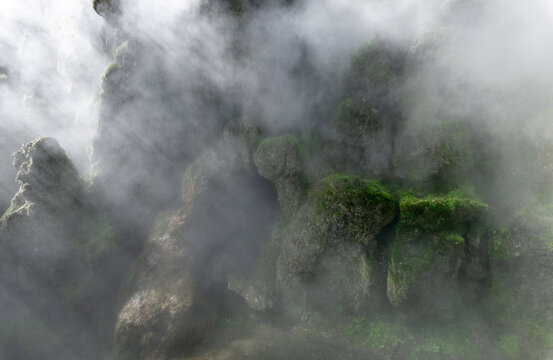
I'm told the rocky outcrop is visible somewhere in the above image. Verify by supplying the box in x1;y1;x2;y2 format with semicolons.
482;210;553;357
115;125;279;358
0;137;118;359
0;137;83;290
254;134;305;217
114;211;211;360
277;175;395;312
386;194;488;321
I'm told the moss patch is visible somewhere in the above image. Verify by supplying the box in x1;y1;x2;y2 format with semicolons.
312;174;395;243
399;193;488;231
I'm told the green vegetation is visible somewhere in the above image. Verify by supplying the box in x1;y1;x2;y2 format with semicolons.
115;41;129;59
103;61;119;79
257;134;301;155
292;309;485;360
399;192;488;231
497;333;520;359
334;98;380;132
351;42;396;85
312;174;395;242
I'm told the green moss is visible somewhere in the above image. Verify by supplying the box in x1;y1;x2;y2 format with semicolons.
497;334;520;359
257;134;301;153
115;41;129;59
103;61;119;79
480;276;517;326
311;174;395;242
488;227;510;262
388;238;435;288
399;193;488;231
315;174;394;208
351;42;396;85
408;325;481;360
334;98;380;132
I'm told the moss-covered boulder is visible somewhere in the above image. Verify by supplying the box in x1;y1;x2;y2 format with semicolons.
254;134;305;217
387;193;488;321
398;193;488;231
115;212;211;360
277;175;395;313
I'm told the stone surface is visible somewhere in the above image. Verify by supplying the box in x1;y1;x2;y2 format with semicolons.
254;134;304;217
277;175;395;312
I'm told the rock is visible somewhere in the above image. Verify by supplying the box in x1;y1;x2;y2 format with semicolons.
329;98;394;177
91;38;228;252
386;228;465;320
277;174;395;313
392;28;479;192
387;193;488;321
116;129;279;356
114;212;210;360
254;134;305;217
92;0;120;20
227;225;282;312
0;137;118;359
0;137;84;289
326;40;404;178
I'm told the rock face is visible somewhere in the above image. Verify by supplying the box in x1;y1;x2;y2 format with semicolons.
0;137;118;359
0;137;83;291
482;210;553;358
277;175;395;312
115;126;279;358
386;194;488;321
327;40;403;179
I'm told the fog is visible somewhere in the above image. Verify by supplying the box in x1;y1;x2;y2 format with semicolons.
1;0;553;358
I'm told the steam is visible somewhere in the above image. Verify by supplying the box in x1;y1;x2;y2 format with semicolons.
1;0;553;357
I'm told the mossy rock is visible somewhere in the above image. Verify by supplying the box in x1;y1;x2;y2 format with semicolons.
334;98;381;135
399;193;488;231
387;229;465;310
347;40;399;100
254;134;305;217
312;174;395;245
387;191;487;319
352;43;396;83
277;174;395;312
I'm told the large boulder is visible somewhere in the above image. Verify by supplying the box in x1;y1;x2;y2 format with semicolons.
115;126;279;358
277;174;395;313
114;211;211;360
